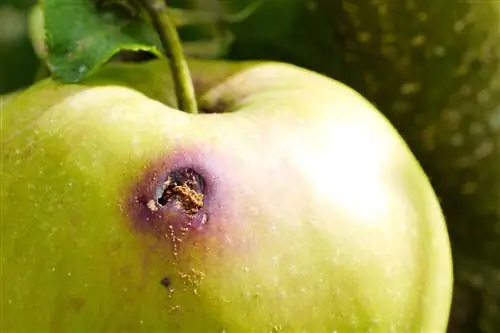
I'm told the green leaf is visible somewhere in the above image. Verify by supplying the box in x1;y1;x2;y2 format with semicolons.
43;0;163;83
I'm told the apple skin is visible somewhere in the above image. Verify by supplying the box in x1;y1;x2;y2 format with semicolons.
1;59;453;332
0;90;20;108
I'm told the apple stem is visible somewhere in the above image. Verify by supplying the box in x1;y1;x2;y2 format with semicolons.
142;0;198;114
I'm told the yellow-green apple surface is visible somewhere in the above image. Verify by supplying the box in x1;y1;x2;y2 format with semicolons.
0;58;453;332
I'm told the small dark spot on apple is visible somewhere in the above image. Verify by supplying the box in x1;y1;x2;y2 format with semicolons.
160;277;171;288
69;297;86;312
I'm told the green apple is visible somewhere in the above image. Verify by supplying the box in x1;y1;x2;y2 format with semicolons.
0;58;453;332
0;90;19;107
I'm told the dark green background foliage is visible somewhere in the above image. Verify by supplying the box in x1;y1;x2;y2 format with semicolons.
1;0;498;332
0;0;38;93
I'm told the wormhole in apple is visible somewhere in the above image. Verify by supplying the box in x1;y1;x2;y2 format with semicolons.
155;168;205;217
128;164;211;240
